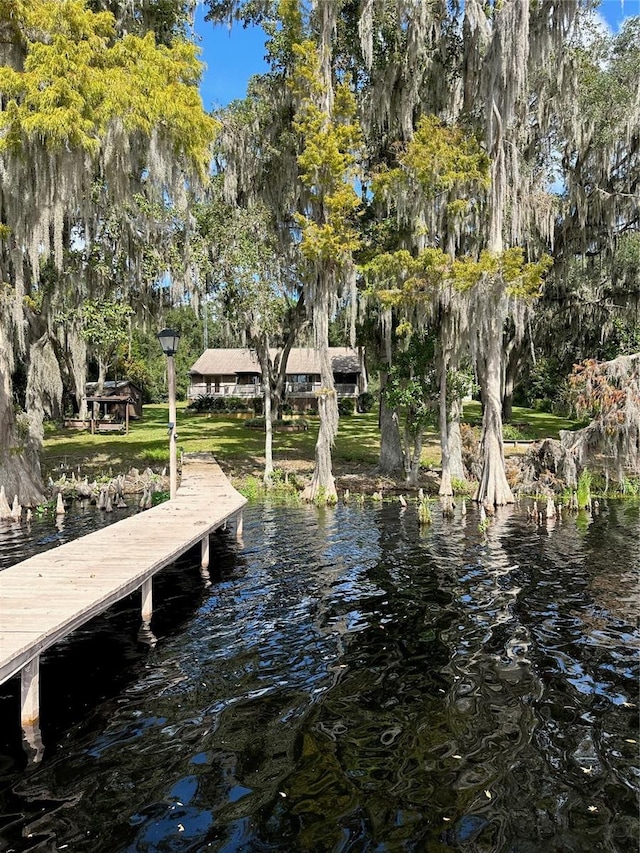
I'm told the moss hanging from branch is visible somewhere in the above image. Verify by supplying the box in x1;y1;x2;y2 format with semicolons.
0;0;218;502
562;354;640;484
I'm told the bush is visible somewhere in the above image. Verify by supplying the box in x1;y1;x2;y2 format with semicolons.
226;396;252;412
357;391;375;413
532;398;553;413
252;395;264;415
189;394;217;412
451;477;473;496
503;423;530;440
187;394;252;414
577;469;592;509
338;397;355;416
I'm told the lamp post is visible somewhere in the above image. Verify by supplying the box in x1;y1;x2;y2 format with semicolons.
157;328;180;500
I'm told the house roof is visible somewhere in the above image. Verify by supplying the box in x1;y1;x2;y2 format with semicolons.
86;380;141;393
189;347;362;376
86;395;133;403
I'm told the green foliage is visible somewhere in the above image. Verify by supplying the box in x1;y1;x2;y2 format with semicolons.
287;28;363;267
238;475;263;501
373;115;490;213
364;246;552;313
313;485;337;507
78;298;132;348
418;496;432;526
572;16;640;149
451;477;473;497
188;395;252;414
502;423;530;440
0;0;218;173
357;391;375;413
188;395;226;413
338;397;355;417
577;469;592;510
383;333;438;436
620;477;640;496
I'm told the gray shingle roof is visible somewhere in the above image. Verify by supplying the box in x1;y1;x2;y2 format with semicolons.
189;347;361;376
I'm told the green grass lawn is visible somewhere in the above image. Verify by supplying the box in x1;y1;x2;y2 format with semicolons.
462;402;582;439
42;402;582;480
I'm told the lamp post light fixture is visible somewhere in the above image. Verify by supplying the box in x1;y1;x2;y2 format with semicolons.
157;328;180;499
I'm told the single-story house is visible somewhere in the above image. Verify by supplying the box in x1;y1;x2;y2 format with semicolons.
85;380;143;420
188;347;367;411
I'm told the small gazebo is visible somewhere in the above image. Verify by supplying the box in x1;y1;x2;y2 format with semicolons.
85;394;133;434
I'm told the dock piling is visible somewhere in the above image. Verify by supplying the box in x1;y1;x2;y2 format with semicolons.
141;578;153;624
21;656;40;730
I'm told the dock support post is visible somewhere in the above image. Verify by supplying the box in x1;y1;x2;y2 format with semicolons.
201;534;210;568
21;656;40;730
236;510;243;539
141;578;153;624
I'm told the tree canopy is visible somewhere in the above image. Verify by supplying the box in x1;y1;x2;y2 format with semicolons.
0;0;637;504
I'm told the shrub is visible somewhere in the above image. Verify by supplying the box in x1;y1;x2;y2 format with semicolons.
357;391;375;413
188;394;218;412
451;477;473;496
577;469;592;509
338;397;355;416
238;476;263;500
503;423;530;440
533;398;553;413
226;396;252;412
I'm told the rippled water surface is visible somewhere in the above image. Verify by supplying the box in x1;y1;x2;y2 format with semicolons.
0;500;638;852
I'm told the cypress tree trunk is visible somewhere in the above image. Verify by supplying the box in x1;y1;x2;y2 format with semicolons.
502;343;520;422
68;325;88;420
0;339;44;506
439;368;453;496
263;377;274;485
406;423;423;486
447;396;466;482
376;370;404;475
303;296;338;502
474;334;514;506
255;338;274;485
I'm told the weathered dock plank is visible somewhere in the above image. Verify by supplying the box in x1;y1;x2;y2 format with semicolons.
0;454;246;732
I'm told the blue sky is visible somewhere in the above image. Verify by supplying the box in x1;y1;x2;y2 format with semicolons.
194;6;268;110
193;0;636;110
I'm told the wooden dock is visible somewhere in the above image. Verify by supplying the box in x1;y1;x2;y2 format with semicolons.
0;453;246;740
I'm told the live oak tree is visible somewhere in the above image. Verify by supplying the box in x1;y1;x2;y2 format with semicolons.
522;17;640;413
0;0;217;503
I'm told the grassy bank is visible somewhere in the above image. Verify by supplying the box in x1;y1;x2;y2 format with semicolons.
42;402;581;485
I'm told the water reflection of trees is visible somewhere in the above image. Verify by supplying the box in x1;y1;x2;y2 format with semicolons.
1;503;637;851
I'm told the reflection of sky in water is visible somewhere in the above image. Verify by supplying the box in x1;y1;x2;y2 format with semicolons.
0;499;638;852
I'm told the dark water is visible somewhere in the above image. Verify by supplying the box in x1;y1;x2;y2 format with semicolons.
0;500;638;852
0;502;141;572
